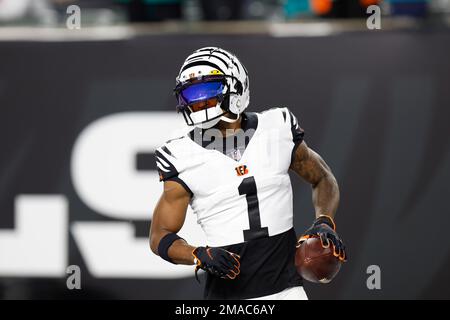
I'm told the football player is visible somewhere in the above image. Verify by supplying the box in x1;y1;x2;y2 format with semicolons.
150;47;346;300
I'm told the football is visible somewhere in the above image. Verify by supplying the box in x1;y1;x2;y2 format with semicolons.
295;237;342;283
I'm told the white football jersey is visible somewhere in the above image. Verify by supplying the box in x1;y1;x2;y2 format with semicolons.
155;107;304;247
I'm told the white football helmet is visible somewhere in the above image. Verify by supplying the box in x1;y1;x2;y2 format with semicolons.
174;47;250;129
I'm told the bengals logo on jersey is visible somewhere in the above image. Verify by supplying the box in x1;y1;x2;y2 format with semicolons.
235;165;248;176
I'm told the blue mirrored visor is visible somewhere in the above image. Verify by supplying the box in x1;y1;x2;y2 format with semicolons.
179;81;224;105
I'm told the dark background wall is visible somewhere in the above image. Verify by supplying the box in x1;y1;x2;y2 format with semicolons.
0;31;449;299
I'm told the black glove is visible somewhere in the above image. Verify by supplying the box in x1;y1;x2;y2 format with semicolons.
298;215;347;262
192;246;240;280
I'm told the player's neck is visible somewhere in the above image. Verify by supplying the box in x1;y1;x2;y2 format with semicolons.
215;115;242;137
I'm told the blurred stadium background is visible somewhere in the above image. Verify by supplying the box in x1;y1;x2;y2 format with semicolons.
0;0;450;300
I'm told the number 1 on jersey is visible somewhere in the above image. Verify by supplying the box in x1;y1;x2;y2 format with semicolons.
238;177;269;241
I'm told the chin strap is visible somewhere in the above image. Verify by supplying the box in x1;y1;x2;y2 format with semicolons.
220;112;240;123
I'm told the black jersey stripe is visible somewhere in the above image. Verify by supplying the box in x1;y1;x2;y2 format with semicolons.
282;108;287;122
161;145;173;157
288;109;305;165
289;110;300;129
155;149;173;168
156;157;169;169
165;136;184;144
